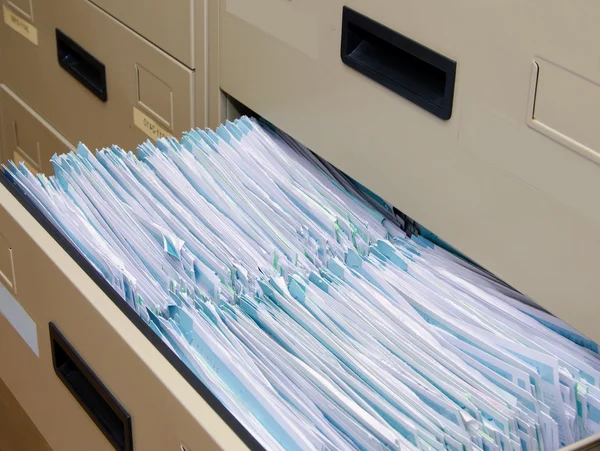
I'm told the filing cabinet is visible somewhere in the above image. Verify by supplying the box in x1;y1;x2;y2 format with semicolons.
0;0;201;157
2;0;600;450
0;84;73;174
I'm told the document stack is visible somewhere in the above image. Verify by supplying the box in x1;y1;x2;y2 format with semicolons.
4;117;600;451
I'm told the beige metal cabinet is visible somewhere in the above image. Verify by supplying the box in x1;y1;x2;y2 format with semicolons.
1;0;600;450
0;84;73;174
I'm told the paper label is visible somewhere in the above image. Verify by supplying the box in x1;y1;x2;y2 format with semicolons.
3;5;38;45
133;107;172;141
0;280;39;357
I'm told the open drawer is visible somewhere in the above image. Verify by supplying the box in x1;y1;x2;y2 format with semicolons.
219;0;600;345
0;173;257;451
2;110;600;451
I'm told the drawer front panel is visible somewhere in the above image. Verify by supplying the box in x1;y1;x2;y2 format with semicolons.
89;0;195;68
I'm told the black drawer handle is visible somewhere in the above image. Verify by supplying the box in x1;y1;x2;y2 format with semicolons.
56;29;108;102
50;323;132;451
341;7;456;120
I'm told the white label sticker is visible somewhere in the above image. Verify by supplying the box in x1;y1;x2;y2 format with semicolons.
0;281;39;357
3;5;38;45
133;107;173;141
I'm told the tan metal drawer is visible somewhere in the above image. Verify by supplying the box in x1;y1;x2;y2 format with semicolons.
89;0;197;69
1;0;196;153
0;85;73;174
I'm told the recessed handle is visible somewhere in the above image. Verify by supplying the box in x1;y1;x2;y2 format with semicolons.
341;7;456;120
56;29;107;102
50;323;132;451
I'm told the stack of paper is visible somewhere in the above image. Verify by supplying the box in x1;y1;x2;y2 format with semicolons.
5;116;600;451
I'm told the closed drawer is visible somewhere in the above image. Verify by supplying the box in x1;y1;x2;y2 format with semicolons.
0;174;252;451
0;85;73;174
89;0;196;69
1;0;196;153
